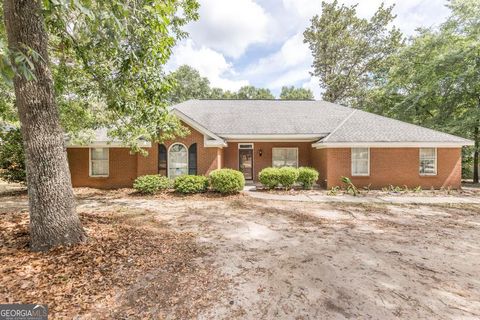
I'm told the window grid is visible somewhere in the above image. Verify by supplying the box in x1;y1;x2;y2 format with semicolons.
272;148;298;168
90;148;109;177
419;148;437;175
351;148;369;176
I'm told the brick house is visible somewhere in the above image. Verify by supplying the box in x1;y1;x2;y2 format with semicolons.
67;100;473;189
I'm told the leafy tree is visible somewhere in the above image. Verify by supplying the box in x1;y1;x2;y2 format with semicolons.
303;0;403;108
166;65;211;104
280;86;314;100
368;0;480;182
0;127;25;183
209;87;236;99
235;85;275;99
0;0;198;251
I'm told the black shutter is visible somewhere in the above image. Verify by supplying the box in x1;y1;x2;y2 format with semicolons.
188;143;197;175
158;144;167;176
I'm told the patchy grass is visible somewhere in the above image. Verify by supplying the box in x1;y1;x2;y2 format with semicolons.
0;210;227;319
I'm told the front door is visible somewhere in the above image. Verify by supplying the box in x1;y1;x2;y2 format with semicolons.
239;149;253;180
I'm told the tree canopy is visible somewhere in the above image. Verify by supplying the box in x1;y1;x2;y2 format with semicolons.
280;86;314;100
303;0;403;108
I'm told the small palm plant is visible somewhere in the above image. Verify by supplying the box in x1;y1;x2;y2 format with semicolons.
341;176;360;196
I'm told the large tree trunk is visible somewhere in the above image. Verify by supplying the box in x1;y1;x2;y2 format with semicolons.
474;125;479;184
4;0;86;251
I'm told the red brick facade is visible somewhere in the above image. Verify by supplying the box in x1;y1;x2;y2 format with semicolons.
67;124;463;189
317;147;462;189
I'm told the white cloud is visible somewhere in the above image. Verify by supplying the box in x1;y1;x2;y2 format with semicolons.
167;40;249;91
186;0;271;58
302;76;323;100
242;32;312;90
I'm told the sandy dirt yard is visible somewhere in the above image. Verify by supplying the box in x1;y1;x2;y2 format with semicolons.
1;189;480;319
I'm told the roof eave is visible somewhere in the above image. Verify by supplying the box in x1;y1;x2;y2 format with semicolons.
312;141;475;148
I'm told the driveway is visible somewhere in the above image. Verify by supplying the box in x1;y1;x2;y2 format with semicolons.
78;196;480;319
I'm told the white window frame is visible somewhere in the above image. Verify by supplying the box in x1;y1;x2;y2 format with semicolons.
351;147;370;176
238;143;254;149
167;143;189;179
419;147;437;176
89;148;109;177
272;147;299;168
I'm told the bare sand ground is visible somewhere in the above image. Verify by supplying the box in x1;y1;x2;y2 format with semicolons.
2;189;479;319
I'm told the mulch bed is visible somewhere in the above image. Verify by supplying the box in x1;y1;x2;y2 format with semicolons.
0;210;228;319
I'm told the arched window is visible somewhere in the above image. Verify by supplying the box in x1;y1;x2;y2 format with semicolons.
158;144;167;176
188;143;197;175
168;143;188;178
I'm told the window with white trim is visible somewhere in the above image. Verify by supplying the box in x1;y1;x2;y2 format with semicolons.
272;148;298;168
168;143;188;178
419;148;437;175
351;148;369;176
90;148;109;177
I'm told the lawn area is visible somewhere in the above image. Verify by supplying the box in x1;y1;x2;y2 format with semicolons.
1;188;480;319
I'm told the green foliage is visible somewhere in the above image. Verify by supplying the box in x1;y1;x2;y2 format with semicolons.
174;175;209;194
235;86;275;100
280;86;314;100
133;175;172;194
341;176;359;196
303;0;403;108
209;169;245;194
296;167;319;189
0;127;26;183
1;0;200;151
327;186;340;196
165;65;212;104
365;0;480;180
258;167;281;189
278;167;299;190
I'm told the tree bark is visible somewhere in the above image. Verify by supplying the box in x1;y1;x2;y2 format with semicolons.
474;123;479;184
4;0;86;251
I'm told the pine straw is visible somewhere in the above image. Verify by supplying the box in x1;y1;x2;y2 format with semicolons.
0;211;227;319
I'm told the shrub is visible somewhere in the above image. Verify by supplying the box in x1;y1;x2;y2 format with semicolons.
0;128;26;184
341;176;359;196
209;169;245;194
174;175;209;194
133;175;172;194
258;167;281;189
277;167;299;190
296;167;319;189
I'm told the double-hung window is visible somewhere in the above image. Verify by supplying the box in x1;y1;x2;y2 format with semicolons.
90;148;109;177
351;148;369;176
419;148;437;175
272;148;298;168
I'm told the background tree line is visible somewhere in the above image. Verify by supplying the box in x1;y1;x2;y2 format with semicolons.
304;0;479;182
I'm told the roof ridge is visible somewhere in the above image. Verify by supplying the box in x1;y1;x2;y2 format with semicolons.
321;109;358;142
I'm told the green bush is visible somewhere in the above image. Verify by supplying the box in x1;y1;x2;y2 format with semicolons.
0;128;26;184
209;169;245;194
133;175;172;194
174;175;209;194
258;167;281;189
277;167;299;189
296;167;319;189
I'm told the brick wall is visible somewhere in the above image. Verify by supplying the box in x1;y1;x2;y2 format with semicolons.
68;122;223;188
67;148;137;188
311;148;328;187
223;142;312;180
323;147;462;189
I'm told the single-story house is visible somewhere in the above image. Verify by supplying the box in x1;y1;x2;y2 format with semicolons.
67;100;473;189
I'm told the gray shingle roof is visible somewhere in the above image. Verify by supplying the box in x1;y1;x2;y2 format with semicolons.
172;99;472;145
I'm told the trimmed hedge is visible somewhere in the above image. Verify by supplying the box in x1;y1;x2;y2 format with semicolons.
297;167;319;189
133;175;172;194
258;167;281;189
278;167;299;189
174;175;209;194
209;169;245;194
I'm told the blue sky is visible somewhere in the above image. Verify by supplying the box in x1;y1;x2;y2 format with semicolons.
166;0;451;98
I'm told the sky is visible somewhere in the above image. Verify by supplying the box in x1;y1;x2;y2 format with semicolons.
166;0;452;99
